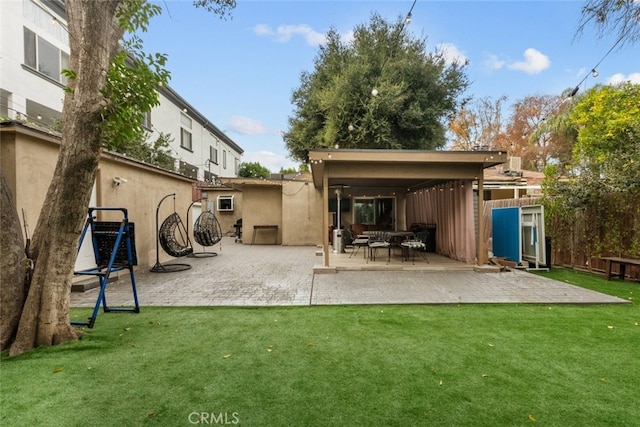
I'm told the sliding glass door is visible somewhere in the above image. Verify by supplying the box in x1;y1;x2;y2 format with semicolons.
353;197;395;230
353;198;374;225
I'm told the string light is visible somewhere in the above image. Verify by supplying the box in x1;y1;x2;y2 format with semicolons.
568;31;627;98
368;0;418;100
405;0;418;26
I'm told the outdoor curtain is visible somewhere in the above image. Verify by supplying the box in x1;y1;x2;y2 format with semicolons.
406;180;476;263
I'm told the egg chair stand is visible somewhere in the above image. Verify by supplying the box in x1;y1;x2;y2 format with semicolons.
186;199;223;258
150;193;192;273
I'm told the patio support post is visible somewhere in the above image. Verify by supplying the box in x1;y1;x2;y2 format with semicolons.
322;169;330;267
476;169;486;265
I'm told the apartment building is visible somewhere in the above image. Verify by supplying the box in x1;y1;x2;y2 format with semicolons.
0;0;243;181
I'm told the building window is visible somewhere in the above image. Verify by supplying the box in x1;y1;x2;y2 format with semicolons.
353;197;395;229
235;158;239;175
210;146;218;164
223;150;227;169
0;89;10;117
141;111;152;130
180;112;192;151
353;198;375;225
23;27;69;84
217;195;234;212
180;128;192;151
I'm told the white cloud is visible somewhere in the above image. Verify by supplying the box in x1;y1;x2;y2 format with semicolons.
607;72;640;85
436;43;467;66
483;53;506;71
226;116;272;136
253;24;272;37
253;24;326;46
507;48;550;74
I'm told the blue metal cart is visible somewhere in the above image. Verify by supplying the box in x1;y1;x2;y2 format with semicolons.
72;207;140;328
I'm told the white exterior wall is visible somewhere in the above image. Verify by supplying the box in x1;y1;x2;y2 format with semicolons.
150;90;242;181
219;139;242;178
1;0;242;179
0;0;67;122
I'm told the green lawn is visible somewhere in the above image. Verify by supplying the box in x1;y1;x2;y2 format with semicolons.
2;268;638;426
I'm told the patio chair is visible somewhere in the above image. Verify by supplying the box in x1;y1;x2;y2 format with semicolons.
348;228;369;259
401;231;429;264
367;231;390;263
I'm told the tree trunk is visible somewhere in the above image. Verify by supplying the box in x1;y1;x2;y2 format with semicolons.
9;0;124;356
0;174;28;350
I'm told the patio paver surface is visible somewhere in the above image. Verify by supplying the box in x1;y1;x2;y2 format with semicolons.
70;237;629;308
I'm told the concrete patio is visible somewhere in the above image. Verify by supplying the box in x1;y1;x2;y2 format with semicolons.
317;244;478;272
70;237;629;308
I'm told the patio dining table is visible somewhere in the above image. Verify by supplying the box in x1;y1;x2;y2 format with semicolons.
362;231;415;262
362;231;413;238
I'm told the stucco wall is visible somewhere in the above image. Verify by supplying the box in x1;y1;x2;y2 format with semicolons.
216;177;323;247
241;185;283;245
96;157;194;267
282;180;323;246
2;123;195;269
1;128;60;234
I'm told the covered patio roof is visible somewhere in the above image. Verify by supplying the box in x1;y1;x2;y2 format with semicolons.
309;149;507;191
309;149;508;269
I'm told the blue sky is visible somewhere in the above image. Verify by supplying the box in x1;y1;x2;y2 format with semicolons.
142;1;639;171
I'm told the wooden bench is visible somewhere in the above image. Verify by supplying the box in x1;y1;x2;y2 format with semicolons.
251;225;278;245
601;257;640;281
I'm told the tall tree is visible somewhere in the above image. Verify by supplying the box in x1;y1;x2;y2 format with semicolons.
577;0;640;46
3;0;235;356
569;83;640;193
448;96;507;150
541;83;640;259
503;95;574;171
239;162;271;179
284;13;469;163
0;174;27;350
